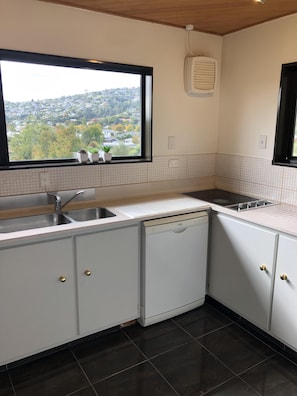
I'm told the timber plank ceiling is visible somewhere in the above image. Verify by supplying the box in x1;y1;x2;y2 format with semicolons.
38;0;297;35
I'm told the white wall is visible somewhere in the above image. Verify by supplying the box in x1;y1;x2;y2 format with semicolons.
218;14;297;159
0;0;222;157
0;0;222;198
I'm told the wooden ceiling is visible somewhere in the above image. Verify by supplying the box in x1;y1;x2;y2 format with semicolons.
38;0;297;35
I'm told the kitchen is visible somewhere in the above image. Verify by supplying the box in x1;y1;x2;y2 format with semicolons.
1;0;297;395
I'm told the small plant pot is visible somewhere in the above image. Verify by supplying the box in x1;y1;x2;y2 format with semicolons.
77;151;88;164
103;152;112;162
88;152;99;163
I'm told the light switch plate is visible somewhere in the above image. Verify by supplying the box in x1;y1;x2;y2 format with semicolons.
259;135;267;149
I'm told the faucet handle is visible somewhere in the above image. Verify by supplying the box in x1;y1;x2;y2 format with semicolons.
47;192;62;211
47;192;61;202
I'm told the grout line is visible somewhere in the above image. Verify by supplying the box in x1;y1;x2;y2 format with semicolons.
91;361;148;386
234;321;279;355
237;376;262;396
123;328;181;395
122;325;193;360
69;347;100;396
171;316;234;341
147;359;181;396
70;329;149;386
236;354;277;376
196;340;238;377
6;370;17;396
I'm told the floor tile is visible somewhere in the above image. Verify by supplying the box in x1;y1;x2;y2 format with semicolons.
173;304;231;338
204;377;259;395
240;354;297;395
199;323;275;374
9;349;89;396
93;361;177;396
123;319;192;358
152;340;234;396
66;386;98;396
71;330;145;383
0;371;14;396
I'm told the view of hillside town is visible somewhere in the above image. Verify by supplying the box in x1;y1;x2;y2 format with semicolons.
4;86;141;161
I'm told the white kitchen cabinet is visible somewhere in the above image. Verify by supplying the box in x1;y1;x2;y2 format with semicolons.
0;238;76;365
76;225;139;335
271;234;297;350
208;213;278;329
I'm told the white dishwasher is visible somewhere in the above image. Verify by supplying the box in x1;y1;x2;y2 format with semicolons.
139;211;208;327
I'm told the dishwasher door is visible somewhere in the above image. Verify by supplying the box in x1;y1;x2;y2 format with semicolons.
139;211;208;327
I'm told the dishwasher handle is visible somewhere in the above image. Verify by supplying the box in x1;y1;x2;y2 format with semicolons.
172;226;187;233
144;212;208;235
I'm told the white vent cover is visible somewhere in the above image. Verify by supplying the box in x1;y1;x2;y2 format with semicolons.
184;56;217;96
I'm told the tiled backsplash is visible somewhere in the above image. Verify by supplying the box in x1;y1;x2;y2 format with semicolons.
1;153;296;205
216;154;297;206
0;154;216;199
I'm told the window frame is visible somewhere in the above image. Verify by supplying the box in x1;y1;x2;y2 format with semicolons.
0;49;153;169
273;61;297;167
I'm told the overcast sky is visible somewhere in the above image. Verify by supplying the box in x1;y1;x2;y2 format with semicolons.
1;61;139;102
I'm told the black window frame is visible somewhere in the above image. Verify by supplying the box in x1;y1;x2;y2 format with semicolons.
273;61;297;167
0;49;153;170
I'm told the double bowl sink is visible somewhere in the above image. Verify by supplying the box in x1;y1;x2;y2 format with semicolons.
0;207;116;233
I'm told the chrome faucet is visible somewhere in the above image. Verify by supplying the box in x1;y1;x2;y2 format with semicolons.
48;190;85;212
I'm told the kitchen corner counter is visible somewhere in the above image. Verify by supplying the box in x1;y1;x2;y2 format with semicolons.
211;202;297;238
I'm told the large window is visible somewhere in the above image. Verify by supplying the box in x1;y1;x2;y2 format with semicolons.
273;61;297;167
0;49;153;169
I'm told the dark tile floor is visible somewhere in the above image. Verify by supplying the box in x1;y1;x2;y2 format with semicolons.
2;302;297;396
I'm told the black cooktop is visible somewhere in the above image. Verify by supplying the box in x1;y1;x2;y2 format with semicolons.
183;189;256;206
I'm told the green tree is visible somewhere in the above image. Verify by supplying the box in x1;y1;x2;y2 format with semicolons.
81;124;104;146
49;124;81;158
9;123;54;160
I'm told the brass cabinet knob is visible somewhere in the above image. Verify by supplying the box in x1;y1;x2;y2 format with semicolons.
280;273;288;281
84;269;92;276
259;265;267;271
59;276;67;283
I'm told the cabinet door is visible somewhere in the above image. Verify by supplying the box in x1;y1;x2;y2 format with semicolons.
208;214;277;329
76;225;139;335
0;238;76;365
271;235;297;350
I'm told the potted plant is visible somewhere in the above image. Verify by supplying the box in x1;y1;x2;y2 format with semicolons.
102;146;112;162
88;147;100;163
77;149;88;164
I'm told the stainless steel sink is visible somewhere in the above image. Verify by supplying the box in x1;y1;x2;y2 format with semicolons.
0;207;116;233
0;213;71;233
64;207;116;222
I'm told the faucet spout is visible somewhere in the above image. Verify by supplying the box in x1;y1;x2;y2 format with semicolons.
48;190;85;212
61;190;85;210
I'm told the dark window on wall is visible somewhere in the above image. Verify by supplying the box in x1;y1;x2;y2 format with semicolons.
0;49;153;169
273;61;297;167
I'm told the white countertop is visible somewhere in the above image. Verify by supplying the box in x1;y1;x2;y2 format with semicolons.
113;193;297;238
213;202;297;237
1;192;297;242
0;193;209;243
112;194;209;218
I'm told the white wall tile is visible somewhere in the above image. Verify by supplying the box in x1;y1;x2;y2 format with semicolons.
282;167;297;192
48;166;101;191
241;157;283;187
101;163;148;186
215;176;240;193
240;181;282;202
216;154;242;180
0;169;41;196
187;154;215;178
148;156;187;182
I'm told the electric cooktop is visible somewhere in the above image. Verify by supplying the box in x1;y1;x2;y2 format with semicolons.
183;189;275;211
